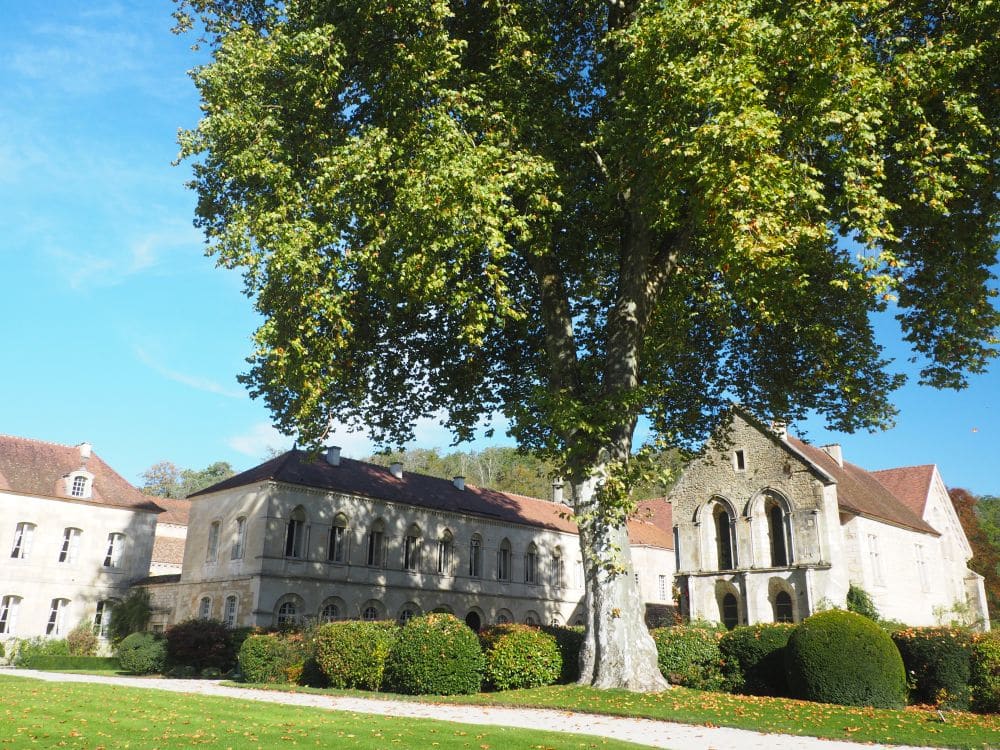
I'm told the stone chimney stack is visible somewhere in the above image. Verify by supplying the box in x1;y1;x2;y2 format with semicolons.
821;444;844;467
452;476;465;491
77;442;92;463
389;462;404;479
325;446;341;466
552;479;564;504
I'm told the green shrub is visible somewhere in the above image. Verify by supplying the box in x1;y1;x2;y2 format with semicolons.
108;589;152;642
67;622;100;657
785;610;906;708
22;655;119;671
314;620;398;690
481;624;561;690
12;637;69;665
540;625;584;684
0;641;5;660
719;623;795;696
165;619;236;672
970;632;1000;713
239;633;305;683
386;613;483;695
892;627;973;709
846;584;880;621
116;632;167;675
651;625;728;691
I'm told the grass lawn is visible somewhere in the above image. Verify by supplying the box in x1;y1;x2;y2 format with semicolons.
0;674;651;750
227;681;1000;749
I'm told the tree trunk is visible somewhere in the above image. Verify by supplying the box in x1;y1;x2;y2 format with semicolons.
574;467;669;692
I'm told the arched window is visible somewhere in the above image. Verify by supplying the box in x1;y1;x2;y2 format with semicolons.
231;517;247;560
71;474;88;497
320;597;345;623
199;596;212;619
721;593;739;630
524;543;538;584
714;505;734;571
774;591;793;623
59;528;82;564
403;524;421;571
10;522;35;559
495;609;513;625
328;513;348;563
104;533;126;568
275;595;303;626
469;534;483;578
497;538;511;581
366;519;385;567
398;603;420;624
0;595;22;635
552;546;565;587
361;601;383;621
524;611;540;626
765;496;790;567
207;521;221;562
47;598;70;636
285;507;307;559
464;611;482;631
437;530;453;574
224;595;239;627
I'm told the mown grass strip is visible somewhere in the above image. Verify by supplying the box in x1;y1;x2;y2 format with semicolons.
0;675;651;750
226;680;1000;749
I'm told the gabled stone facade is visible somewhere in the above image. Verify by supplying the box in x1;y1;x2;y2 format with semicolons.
670;410;989;629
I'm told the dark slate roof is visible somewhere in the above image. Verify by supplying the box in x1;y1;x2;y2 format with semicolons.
0;434;162;513
871;465;937;519
193;450;673;548
787;437;938;536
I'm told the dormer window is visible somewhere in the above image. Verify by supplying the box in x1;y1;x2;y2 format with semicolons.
66;471;94;499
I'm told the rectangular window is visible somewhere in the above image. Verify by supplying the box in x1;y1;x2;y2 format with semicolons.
867;534;883;585
469;538;482;578
199;597;212;619
437;538;452;574
553;555;565;587
10;522;34;559
497;546;510;581
59;528;82;564
0;596;19;635
658;574;668;601
224;596;238;627
104;533;125;568
525;550;537;584
734;449;746;471
206;521;220;563
93;600;111;637
285;519;304;558
46;599;68;636
70;475;87;497
231;517;247;560
403;535;418;571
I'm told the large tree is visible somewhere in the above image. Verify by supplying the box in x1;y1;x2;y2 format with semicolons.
175;0;999;690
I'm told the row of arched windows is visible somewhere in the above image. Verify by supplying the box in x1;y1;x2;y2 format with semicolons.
699;493;793;573
717;590;794;629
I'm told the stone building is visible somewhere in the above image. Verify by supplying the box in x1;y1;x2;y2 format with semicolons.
144;447;675;631
669;409;989;629
0;435;161;643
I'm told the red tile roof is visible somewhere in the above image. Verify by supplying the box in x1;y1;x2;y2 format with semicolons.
0;434;162;513
193;451;673;549
152;496;191;526
151;535;187;566
631;498;674;547
871;465;936;518
786;437;938;535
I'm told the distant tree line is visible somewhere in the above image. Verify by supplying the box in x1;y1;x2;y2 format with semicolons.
140;460;236;498
950;488;1000;621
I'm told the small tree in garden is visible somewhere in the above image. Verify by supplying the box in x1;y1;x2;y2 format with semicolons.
108;589;152;643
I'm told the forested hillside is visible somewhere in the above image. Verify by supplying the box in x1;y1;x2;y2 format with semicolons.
950;488;1000;622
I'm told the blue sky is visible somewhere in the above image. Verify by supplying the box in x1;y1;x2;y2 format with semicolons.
1;2;997;496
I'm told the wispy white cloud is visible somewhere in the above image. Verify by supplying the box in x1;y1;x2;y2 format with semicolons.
134;345;245;399
227;422;295;458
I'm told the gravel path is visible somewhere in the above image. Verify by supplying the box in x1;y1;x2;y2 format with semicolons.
5;669;935;750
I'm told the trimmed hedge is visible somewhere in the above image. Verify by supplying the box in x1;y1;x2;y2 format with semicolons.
314;620;397;690
21;655;120;671
239;634;302;684
651;625;728;691
785;610;907;709
892;627;973;709
719;623;795;696
165;619;236;672
970;632;1000;713
385;613;483;695
481;624;561;690
540;625;584;684
12;637;69;665
116;632;167;675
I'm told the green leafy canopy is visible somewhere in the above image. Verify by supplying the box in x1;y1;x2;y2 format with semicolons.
175;0;999;470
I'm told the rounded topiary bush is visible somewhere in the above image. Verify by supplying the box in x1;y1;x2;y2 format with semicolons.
969;632;1000;713
481;624;561;690
116;632;167;675
785;610;906;708
540;625;584;684
719;623;796;696
313;620;398;690
239;634;301;683
165;618;236;673
651;624;728;691
385;613;483;695
892;627;973;709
